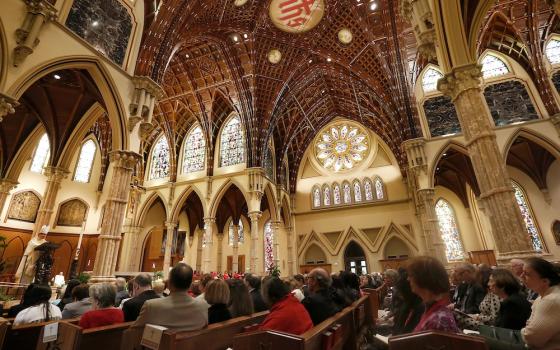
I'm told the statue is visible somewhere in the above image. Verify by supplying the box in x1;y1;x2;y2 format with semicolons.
15;225;49;284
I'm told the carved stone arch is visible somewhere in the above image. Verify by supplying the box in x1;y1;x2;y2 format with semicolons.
468;1;504;58
4;124;47;181
6;189;42;223
136;191;169;227
1;236;25;274
503;128;560;162
279;194;291;226
209;179;250;219
54;198;89;228
302;242;328;265
0;17;7;90
263;183;279;222
382;236;412;259
379;223;419;255
170;186;207;224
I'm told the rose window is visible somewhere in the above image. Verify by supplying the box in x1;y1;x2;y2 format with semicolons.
315;123;369;172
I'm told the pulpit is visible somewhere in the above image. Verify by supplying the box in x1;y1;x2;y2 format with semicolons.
34;242;60;285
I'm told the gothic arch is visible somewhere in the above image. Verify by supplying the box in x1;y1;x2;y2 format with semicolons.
0;236;25;272
382;236;412;259
0;17;7;90
52;239;73;277
503;128;560;162
137;192;169;226
4;124;46;181
209;179;250;218
263;183;279;222
170;186;207;223
303;242;328;265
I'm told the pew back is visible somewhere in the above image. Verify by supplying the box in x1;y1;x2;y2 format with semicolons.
36;321;133;350
2;319;58;350
388;331;489;350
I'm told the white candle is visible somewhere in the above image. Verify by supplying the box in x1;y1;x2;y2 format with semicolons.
75;221;86;259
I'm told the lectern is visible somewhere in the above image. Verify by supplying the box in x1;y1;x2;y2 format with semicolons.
34;242;60;285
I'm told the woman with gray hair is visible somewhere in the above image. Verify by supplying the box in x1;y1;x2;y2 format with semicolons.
79;283;124;329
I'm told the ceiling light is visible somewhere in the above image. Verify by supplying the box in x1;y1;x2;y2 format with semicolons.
243;33;248;39
369;1;377;10
186;54;190;58
327;57;332;62
92;21;99;27
54;74;61;80
232;35;239;42
309;59;313;63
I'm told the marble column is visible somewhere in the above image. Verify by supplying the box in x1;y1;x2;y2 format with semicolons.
216;233;224;273
33;166;69;237
416;189;448;263
163;222;177;279
232;224;239;273
203;217;215;273
0;179;18;217
286;225;294;275
271;221;281;268
91;151;141;282
248;211;261;274
13;0;57;66
439;65;534;259
118;224;143;271
0;93;19;123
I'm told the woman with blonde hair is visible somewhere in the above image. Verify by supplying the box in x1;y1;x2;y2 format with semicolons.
205;280;231;324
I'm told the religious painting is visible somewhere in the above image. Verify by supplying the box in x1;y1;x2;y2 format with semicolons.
552;220;560;245
56;199;88;227
7;191;41;223
269;0;325;34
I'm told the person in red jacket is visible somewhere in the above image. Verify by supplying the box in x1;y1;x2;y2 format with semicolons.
259;277;313;335
79;283;124;329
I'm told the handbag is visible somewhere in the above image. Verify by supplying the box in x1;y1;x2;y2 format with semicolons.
478;325;526;350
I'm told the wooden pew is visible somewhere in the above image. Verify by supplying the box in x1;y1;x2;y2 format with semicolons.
232;294;374;350
38;321;134;350
388;331;489;350
1;319;59;350
156;311;269;350
361;288;379;323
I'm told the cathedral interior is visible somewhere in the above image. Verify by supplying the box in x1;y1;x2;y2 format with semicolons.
0;0;560;282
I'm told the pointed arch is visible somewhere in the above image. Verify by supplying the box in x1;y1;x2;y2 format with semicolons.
303;242;328;264
322;184;332;206
352;179;363;203
263;183;279;222
137;192;169;227
148;134;170;180
0;17;7;90
363;178;374;201
382;236;412;259
545;35;560;66
373;176;385;200
311;185;321;208
52;240;73;276
503;128;560;163
181;123;206;174
435;198;466;261
170;186;207;224
73;136;98;183
30;133;51;173
479;51;511;79
420;65;444;94
332;182;341;205
342;181;352;204
209;179;250;218
511;181;545;252
218;113;245;167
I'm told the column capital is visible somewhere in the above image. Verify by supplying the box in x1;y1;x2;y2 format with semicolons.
165;221;178;230
438;64;483;101
0;93;19;122
248;211;262;221
0;178;18;193
402;138;428;174
203;217;216;225
43;166;69;182
132;76;165;100
417;188;435;202
109;150;141;170
25;0;58;20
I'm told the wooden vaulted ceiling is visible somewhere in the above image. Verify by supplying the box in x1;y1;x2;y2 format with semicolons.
136;0;558;191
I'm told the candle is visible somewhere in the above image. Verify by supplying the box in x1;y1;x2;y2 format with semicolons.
75;220;86;259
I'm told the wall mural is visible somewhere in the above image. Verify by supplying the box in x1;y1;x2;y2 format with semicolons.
65;0;133;65
56;199;88;227
423;96;462;137
7;191;41;223
484;81;539;126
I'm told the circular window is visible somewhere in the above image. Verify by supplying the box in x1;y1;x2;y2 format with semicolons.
315;122;369;172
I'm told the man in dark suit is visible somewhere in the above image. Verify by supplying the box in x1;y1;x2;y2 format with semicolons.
122;273;160;322
245;274;267;312
302;268;340;325
453;263;486;314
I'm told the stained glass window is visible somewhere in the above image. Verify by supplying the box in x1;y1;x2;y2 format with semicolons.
182;126;205;173
323;186;331;206
435;199;465;261
343;182;352;204
333;184;341;205
220;115;245;167
31;133;50;173
264;220;274;271
375;178;384;200
422;68;443;93
149;136;170;180
313;187;321;208
73;139;96;183
354;181;362;202
546;39;560;65
481;55;509;79
512;182;543;252
364;179;373;201
228;220;245;245
315;122;369;172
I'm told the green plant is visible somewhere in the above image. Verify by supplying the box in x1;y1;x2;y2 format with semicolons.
267;264;281;278
154;270;164;280
77;272;91;284
0;293;14;302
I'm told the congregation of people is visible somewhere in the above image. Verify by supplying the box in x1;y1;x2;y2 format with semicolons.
5;256;560;350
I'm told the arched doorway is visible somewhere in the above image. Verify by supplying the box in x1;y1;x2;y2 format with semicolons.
344;241;368;275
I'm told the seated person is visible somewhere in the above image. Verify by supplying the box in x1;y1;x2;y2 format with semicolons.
61;284;92;319
205;279;231;324
79;283;124;329
489;268;531;330
122;273;160;322
227;279;254;318
8;283;38;318
57;279;80;311
407;256;459;333
302;268;340;325
259;277;312;335
114;277;129;307
122;263;208;350
14;284;62;326
245;274;268;312
452;263;486;314
392;269;423;335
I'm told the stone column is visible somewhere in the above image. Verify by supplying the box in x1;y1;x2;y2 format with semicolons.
163;222;177;279
0;93;19;122
416;189;448;263
13;0;58;66
232;223;239;273
203;217;215;273
271;221;281;268
118;224;143;272
438;65;534;259
286;225;294;275
33;166;69;236
195;228;203;272
0;179;18;216
216;233;224;273
248;211;261;274
91;151;141;282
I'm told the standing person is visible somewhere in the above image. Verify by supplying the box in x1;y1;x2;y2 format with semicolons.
245;274;268;312
302;268;339;325
79;283;124;329
61;284;92;319
205;280;231;324
407;256;459;333
122;273;160;322
521;257;560;350
15;226;48;284
121;263;208;350
489;269;531;330
227;279;254;317
14;284;62;326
